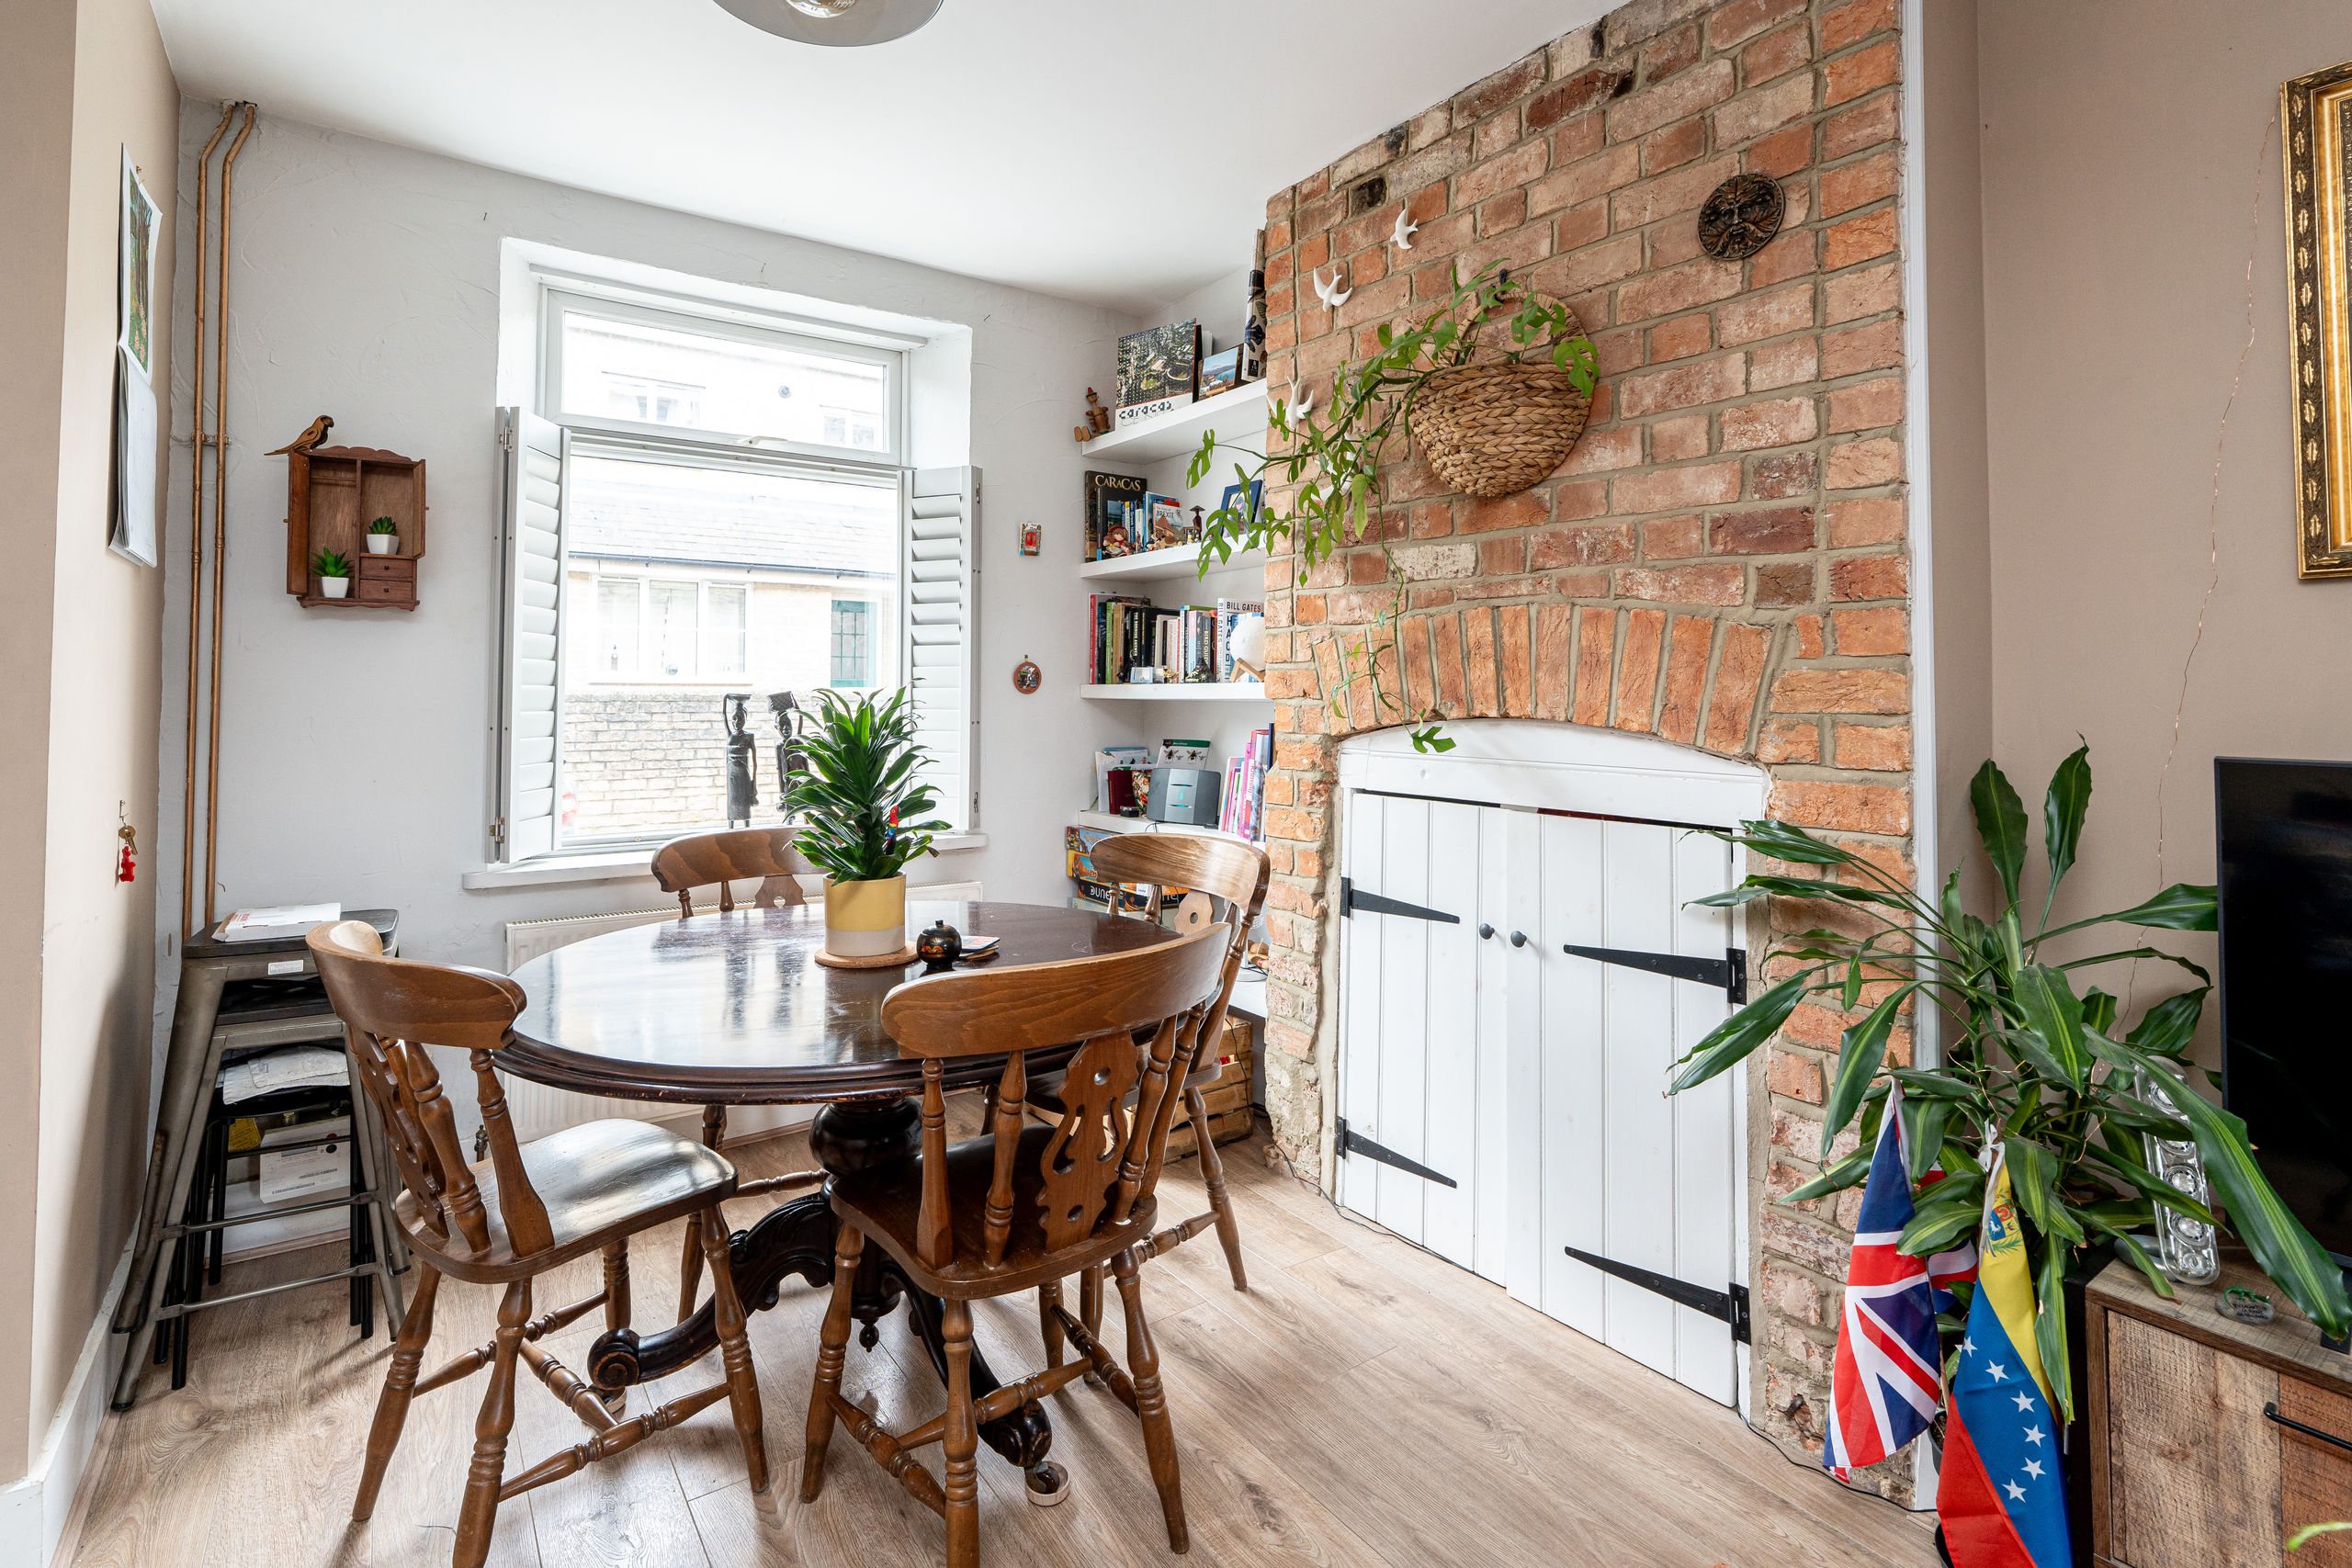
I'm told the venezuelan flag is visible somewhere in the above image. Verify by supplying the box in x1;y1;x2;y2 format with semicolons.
1937;1149;2073;1568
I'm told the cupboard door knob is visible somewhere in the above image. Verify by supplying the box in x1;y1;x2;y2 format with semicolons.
1477;923;1495;941
1509;931;1529;948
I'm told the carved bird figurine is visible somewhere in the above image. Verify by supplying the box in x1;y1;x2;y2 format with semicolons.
1287;379;1317;420
1393;209;1419;252
267;415;334;456
1311;265;1352;311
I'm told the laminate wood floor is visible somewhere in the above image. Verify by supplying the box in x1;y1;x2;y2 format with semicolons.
66;1126;1932;1568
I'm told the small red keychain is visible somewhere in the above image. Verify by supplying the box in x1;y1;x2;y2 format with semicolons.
116;804;138;885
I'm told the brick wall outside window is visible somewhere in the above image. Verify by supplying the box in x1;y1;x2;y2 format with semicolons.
1250;0;1913;1472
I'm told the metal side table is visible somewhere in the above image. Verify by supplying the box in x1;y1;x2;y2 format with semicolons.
111;909;405;1409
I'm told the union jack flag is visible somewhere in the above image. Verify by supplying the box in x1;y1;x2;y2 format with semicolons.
1822;1083;1976;1482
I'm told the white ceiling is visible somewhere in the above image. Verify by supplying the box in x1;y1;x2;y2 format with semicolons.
148;0;1610;313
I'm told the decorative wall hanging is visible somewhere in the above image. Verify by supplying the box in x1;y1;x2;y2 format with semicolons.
1012;657;1041;694
2284;59;2352;578
280;432;427;610
1019;521;1040;557
1392;209;1419;252
1696;173;1784;261
107;149;162;567
1311;265;1353;311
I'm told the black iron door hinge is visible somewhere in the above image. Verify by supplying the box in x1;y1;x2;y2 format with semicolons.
1562;1246;1750;1344
1559;942;1747;1003
1336;1117;1458;1189
1339;876;1461;924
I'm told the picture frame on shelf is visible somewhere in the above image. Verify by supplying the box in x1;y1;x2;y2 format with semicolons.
1114;319;1200;427
1197;344;1243;398
1219;479;1264;528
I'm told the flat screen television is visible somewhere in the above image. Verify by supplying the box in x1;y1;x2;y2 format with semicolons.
2216;757;2352;1265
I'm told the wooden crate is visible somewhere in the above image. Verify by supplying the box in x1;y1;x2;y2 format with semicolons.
1164;1016;1254;1161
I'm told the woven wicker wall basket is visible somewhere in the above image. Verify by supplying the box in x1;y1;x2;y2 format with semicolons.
1406;299;1594;499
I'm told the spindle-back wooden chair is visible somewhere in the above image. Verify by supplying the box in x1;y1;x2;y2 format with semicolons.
802;923;1229;1568
306;920;769;1568
649;826;827;1319
1045;833;1267;1341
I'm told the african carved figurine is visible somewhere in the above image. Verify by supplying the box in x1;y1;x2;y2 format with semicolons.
722;693;758;828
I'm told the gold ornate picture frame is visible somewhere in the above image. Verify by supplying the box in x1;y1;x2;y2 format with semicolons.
2284;59;2352;579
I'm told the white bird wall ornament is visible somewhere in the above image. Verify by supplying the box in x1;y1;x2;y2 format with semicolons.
1311;265;1352;310
1288;379;1317;420
1392;209;1419;252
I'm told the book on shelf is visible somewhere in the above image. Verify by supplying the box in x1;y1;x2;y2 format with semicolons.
1217;725;1275;841
1084;470;1147;560
1216;597;1265;682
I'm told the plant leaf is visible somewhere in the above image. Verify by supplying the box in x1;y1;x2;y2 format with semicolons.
2042;742;2092;903
2094;1033;2352;1337
2012;964;2092;1091
2047;883;2219;937
1783;1146;1873;1203
1823;983;1917;1143
2006;1138;2085;1245
2125;987;2209;1059
2034;1238;2075;1424
1668;973;1809;1092
1970;760;2029;906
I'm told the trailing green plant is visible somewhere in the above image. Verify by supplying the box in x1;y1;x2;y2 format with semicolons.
311;547;352;577
368;515;398;536
782;688;948;884
1187;262;1597;753
1668;743;2351;1420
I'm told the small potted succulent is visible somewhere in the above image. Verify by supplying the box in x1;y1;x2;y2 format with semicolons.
311;548;353;599
365;515;399;555
784;688;948;961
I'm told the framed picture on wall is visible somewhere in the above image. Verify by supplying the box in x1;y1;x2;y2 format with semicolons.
2284;59;2352;579
109;148;161;567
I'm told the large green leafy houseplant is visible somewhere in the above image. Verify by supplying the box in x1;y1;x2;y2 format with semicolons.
1669;745;2350;1418
1187;263;1597;753
782;689;947;883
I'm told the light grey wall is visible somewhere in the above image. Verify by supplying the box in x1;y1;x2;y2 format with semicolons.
1975;2;2352;1048
156;111;1136;1007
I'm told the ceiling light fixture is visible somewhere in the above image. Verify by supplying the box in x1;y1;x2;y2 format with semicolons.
710;0;943;46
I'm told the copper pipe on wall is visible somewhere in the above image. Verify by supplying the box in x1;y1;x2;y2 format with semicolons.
179;105;234;942
200;103;256;934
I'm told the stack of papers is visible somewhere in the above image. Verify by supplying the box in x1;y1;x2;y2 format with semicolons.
220;1046;349;1105
215;902;342;942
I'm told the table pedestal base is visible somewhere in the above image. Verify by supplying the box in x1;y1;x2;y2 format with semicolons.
585;1098;1053;1472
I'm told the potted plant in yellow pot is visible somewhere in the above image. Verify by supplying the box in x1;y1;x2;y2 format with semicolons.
785;688;947;963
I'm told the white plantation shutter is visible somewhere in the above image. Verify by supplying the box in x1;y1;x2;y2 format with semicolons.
495;408;570;860
906;465;978;829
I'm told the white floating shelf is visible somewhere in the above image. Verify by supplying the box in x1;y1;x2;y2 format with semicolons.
1081;380;1270;465
1080;682;1271;703
1071;810;1244;841
1078;544;1267;585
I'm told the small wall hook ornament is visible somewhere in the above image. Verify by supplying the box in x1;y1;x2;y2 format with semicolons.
1311;265;1352;310
1287;379;1317;420
1392;209;1419;251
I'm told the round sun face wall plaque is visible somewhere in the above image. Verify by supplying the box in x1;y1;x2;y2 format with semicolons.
1012;658;1041;695
1697;174;1785;261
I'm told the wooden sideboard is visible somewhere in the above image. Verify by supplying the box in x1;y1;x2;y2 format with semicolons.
2086;1256;2352;1567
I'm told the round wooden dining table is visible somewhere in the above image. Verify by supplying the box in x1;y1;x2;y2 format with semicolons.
500;897;1178;1477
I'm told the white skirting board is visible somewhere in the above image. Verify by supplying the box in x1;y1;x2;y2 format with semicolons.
2;1245;130;1568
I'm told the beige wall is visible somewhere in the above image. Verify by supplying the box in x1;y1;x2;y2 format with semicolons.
0;0;82;1491
28;0;177;1460
1977;3;2352;1044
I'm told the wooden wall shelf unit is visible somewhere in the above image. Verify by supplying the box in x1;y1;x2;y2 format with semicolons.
284;444;426;611
2086;1255;2352;1567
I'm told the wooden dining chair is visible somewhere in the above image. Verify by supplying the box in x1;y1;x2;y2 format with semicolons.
1045;833;1268;1328
306;920;769;1568
650;826;825;1321
802;924;1229;1568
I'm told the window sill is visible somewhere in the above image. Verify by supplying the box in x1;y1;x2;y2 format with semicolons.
460;832;989;890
